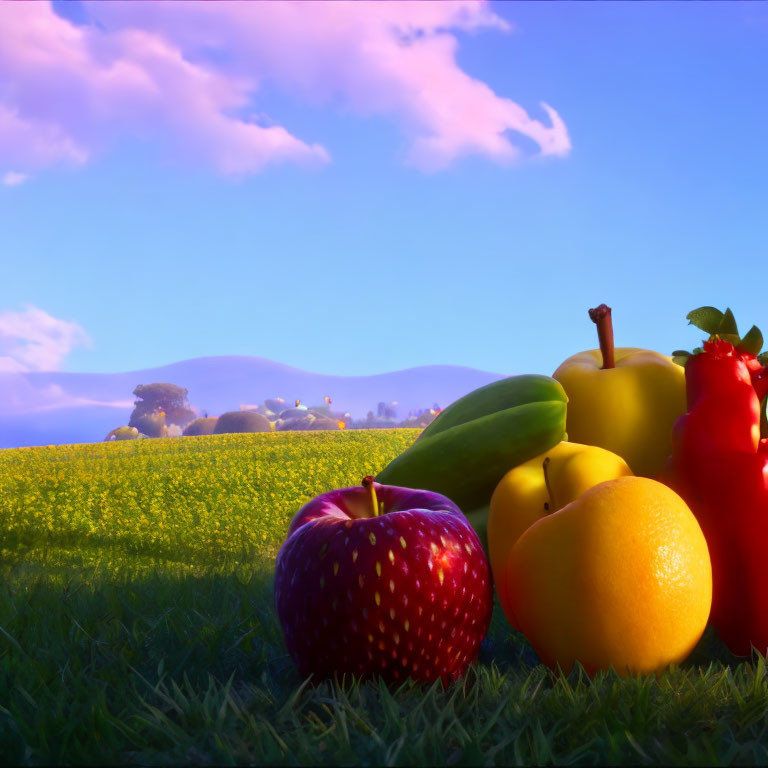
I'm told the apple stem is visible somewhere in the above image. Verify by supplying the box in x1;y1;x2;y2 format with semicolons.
362;476;380;517
542;457;556;512
588;304;615;370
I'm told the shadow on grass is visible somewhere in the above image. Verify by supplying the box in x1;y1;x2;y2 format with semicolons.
0;553;766;766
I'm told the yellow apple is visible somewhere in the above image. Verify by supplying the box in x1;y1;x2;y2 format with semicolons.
488;441;632;626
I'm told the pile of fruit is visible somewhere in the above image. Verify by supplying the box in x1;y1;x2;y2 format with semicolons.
274;304;768;682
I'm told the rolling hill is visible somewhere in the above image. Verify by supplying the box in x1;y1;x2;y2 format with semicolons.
0;356;506;448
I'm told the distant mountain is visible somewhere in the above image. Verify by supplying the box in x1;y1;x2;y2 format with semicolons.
0;356;507;449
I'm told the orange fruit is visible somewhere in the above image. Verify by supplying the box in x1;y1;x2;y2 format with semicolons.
504;476;712;675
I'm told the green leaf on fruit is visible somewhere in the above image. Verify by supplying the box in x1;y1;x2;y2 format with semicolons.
687;307;724;335
717;308;740;337
671;350;691;367
758;352;768;366
685;306;763;355
738;325;764;357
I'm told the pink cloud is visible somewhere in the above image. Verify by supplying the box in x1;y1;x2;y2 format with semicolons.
0;2;328;178
2;171;30;187
0;305;91;373
0;376;134;416
0;1;570;178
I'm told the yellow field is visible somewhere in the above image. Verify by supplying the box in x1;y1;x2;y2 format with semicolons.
0;429;420;571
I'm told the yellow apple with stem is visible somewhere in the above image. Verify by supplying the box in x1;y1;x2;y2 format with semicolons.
553;304;686;478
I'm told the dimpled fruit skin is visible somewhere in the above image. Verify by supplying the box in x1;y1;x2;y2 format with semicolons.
274;498;493;684
505;476;712;676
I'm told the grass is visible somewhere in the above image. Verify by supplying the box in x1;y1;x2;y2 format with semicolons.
1;430;768;765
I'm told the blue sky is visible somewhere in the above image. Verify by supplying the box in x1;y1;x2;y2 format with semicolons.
1;1;766;377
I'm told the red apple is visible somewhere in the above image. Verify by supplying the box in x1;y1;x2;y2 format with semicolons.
274;478;493;684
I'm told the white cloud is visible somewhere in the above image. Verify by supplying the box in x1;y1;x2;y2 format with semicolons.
0;305;91;372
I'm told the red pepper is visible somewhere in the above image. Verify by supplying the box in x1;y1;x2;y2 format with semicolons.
664;339;768;656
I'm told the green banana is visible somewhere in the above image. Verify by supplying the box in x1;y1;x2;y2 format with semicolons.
419;374;567;442
376;398;566;511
